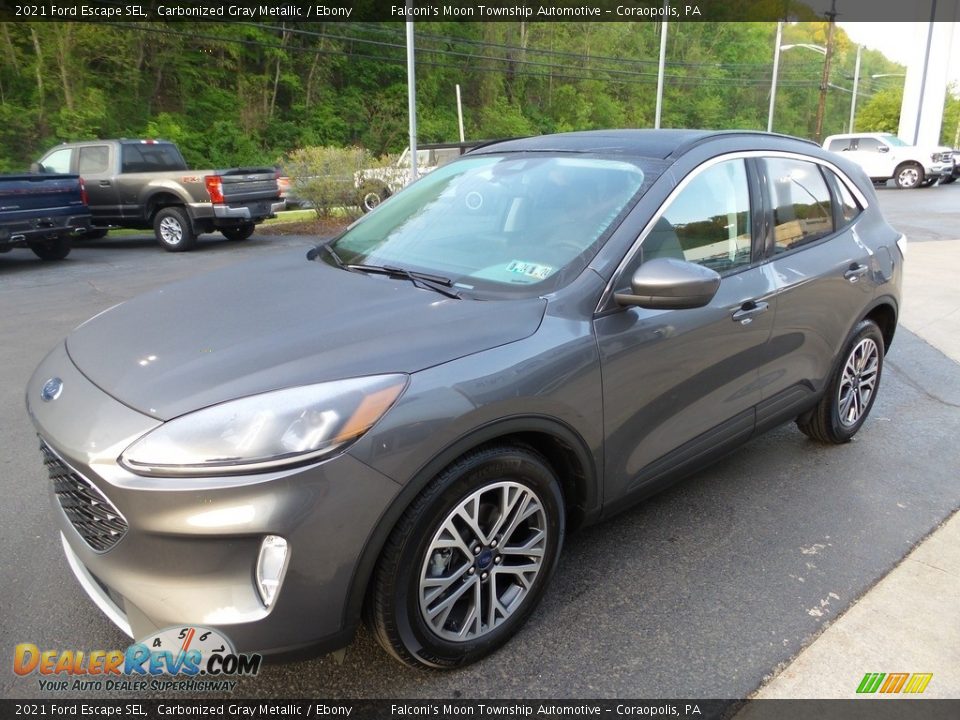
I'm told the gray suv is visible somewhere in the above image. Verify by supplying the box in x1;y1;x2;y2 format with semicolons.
27;130;903;669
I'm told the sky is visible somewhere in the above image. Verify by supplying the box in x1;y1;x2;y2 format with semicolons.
839;22;960;86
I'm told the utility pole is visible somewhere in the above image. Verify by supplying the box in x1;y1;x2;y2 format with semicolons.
814;0;837;143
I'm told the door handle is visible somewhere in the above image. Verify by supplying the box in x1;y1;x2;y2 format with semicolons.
99;180;111;187
732;300;769;325
844;263;869;283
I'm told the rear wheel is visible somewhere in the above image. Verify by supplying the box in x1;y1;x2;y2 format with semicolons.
153;207;196;252
368;445;565;668
221;224;255;241
30;238;71;260
797;320;884;444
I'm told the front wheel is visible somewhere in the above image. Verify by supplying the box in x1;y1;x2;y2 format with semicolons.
797;320;884;444
153;207;196;252
895;163;924;189
221;224;255;242
30;238;71;260
368;445;565;668
357;182;390;213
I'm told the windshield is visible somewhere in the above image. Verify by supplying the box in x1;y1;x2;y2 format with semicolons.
330;154;645;298
881;134;908;147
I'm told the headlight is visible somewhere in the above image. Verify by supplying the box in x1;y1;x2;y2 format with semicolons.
119;374;407;477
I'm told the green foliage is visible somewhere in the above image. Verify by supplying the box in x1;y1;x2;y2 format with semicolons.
0;19;928;172
856;88;904;134
283;145;374;218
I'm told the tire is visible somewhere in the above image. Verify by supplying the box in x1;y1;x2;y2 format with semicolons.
942;175;957;185
358;182;390;213
153;206;196;252
797;319;885;444
221;224;255;242
894;163;924;189
30;238;71;261
368;444;565;669
82;228;109;240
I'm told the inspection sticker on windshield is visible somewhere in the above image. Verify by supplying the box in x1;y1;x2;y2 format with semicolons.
507;260;553;280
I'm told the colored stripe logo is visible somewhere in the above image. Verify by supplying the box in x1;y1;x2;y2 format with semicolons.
857;672;933;694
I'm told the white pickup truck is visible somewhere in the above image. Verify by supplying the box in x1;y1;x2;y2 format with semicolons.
355;144;468;212
823;132;954;189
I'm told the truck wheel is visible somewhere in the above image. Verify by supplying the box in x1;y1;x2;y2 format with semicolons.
154;207;196;252
30;239;71;261
221;224;255;242
894;163;924;189
358;182;390;213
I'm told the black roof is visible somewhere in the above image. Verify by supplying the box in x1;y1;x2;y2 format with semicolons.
470;129;817;160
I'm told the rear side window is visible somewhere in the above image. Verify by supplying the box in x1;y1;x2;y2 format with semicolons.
825;170;863;226
120;143;188;173
78;146;109;174
827;139;850;152
41;148;73;174
764;158;834;253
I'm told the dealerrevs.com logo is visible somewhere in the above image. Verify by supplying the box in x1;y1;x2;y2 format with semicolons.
856;672;933;695
13;626;262;692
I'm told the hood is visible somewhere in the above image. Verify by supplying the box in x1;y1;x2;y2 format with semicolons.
66;250;546;420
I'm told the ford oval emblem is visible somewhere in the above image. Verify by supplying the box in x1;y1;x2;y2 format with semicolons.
41;377;63;402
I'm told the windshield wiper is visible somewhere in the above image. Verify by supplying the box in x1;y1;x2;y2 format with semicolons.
345;263;461;299
308;241;346;268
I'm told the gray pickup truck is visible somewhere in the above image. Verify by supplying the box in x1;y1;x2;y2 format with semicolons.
0;173;90;261
35;140;284;251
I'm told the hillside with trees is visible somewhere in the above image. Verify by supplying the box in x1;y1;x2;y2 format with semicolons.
0;21;924;172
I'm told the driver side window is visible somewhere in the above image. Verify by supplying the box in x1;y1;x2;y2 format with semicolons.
641;159;753;275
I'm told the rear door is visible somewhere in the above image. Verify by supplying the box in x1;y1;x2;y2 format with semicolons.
595;157;777;503
77;144;121;224
756;156;874;420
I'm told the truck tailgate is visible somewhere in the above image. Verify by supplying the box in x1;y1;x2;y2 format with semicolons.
0;174;86;214
218;169;279;203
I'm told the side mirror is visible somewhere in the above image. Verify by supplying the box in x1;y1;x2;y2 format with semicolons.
30;162;43;173
878;145;890;153
614;257;721;310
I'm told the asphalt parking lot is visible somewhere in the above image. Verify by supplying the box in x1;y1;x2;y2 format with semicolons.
2;185;959;700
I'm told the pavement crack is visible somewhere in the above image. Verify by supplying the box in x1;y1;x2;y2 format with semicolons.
907;557;959;579
886;360;960;409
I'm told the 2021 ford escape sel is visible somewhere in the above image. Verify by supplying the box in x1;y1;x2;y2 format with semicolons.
28;129;903;668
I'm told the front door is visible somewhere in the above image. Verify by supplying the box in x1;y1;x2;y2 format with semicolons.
595;158;776;504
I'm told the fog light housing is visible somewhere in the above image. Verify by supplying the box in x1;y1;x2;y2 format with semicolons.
256;535;289;608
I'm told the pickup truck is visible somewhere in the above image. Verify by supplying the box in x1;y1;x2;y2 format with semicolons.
355;143;472;212
0;173;90;261
35;139;284;251
823;132;955;189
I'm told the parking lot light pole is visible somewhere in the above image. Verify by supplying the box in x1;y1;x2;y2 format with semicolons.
655;3;668;129
406;19;418;183
768;39;827;133
767;21;784;132
849;45;862;133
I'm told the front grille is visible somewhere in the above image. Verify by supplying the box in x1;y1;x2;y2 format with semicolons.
40;441;128;552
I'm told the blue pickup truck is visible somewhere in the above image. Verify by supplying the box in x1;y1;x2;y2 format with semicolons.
0;173;90;260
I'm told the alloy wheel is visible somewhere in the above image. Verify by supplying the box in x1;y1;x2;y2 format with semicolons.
837;338;880;427
418;481;548;642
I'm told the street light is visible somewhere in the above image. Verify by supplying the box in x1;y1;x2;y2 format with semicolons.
767;22;827;132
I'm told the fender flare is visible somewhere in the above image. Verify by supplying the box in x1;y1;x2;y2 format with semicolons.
340;414;600;629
